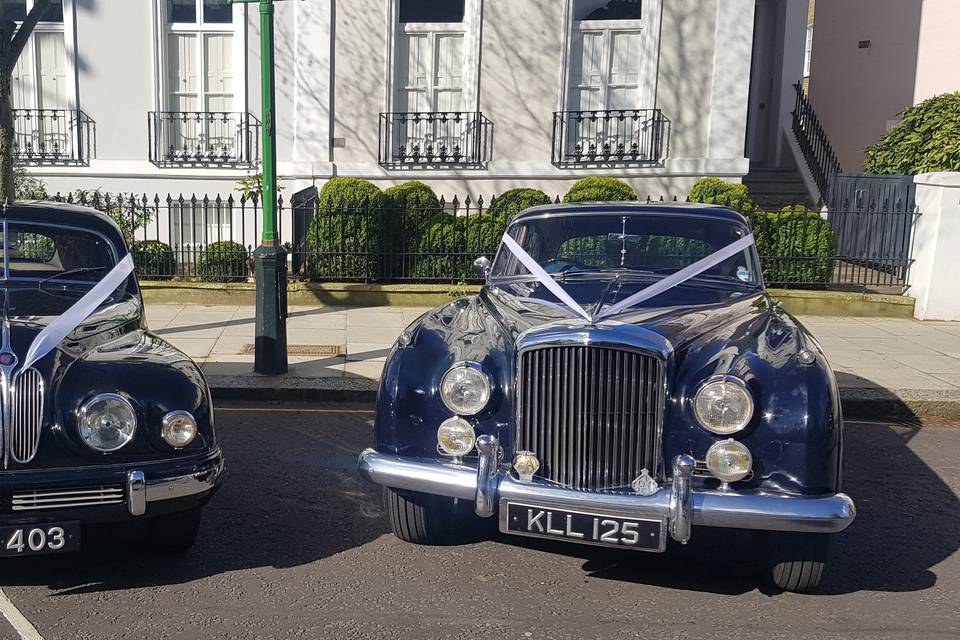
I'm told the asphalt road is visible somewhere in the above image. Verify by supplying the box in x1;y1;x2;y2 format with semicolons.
0;403;958;640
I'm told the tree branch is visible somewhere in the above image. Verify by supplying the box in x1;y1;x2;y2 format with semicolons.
8;0;51;70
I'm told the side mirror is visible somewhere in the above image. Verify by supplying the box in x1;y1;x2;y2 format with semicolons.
473;256;491;278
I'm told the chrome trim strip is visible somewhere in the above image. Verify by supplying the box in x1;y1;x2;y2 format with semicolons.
127;470;146;516
358;449;857;537
143;458;224;503
11;486;124;511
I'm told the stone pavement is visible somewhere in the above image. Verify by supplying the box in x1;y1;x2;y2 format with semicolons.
145;303;960;413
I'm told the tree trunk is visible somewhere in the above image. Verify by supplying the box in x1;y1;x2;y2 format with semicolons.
0;70;14;204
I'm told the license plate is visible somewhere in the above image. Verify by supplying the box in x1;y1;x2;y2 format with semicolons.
0;523;81;557
501;502;665;552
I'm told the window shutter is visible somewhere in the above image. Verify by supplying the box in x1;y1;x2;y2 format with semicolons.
608;30;642;109
433;33;464;112
204;33;234;112
397;33;429;112
168;33;199;112
36;32;67;110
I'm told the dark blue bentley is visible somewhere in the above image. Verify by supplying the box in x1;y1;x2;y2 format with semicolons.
0;203;223;557
359;203;855;593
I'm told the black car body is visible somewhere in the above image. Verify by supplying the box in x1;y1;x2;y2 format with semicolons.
0;203;222;556
360;203;855;593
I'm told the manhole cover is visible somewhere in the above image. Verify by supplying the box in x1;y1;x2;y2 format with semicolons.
240;344;343;356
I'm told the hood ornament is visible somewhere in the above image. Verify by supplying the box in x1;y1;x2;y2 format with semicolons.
631;469;660;496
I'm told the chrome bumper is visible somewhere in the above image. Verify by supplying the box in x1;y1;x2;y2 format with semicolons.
125;455;224;517
358;436;856;544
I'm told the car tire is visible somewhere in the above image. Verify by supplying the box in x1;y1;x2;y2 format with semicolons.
384;487;459;545
148;507;202;554
764;531;831;593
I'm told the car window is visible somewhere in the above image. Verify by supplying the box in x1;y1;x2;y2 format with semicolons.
2;222;117;282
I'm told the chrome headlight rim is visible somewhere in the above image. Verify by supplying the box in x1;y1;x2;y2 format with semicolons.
692;375;755;435
161;410;198;449
439;361;492;416
436;416;477;457
77;393;138;453
705;438;754;483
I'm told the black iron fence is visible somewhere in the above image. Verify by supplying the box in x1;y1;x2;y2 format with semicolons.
378;111;492;168
13;109;94;166
148;111;261;168
791;83;842;200
552;109;669;167
43;190;917;293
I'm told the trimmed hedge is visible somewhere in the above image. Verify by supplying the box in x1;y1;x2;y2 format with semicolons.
688;178;755;213
865;92;960;174
488;188;553;218
751;205;837;285
307;178;386;279
132;240;176;281
563;176;637;203
413;214;506;280
197;241;249;282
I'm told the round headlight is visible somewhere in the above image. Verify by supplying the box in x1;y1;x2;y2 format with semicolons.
437;417;476;457
78;394;137;452
162;410;198;448
693;376;754;434
440;362;492;416
705;439;753;483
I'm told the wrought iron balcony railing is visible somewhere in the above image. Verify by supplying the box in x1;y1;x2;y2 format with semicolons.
13;109;94;166
379;111;492;168
148;111;261;168
552;109;669;168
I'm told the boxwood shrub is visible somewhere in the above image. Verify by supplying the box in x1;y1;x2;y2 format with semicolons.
688;178;756;213
751;205;836;285
865;92;960;174
196;241;249;282
488;188;553;218
413;214;506;281
563;176;637;203
132;240;176;281
307;178;386;279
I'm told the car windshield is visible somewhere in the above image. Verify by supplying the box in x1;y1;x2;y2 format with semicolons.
491;212;761;287
1;221;118;283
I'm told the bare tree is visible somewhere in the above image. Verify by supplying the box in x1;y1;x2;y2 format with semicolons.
0;0;51;202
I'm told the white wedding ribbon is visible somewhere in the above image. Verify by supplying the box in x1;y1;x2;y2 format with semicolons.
501;232;755;324
19;254;135;372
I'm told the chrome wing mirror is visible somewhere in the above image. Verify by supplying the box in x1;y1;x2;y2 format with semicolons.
473;256;491;279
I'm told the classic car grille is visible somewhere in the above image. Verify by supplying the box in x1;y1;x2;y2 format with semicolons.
517;346;664;492
9;368;44;464
10;486;125;511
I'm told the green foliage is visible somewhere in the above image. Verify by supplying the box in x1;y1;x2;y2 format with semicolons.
196;240;249;282
132;240;176;281
864;92;960;174
383;181;443;258
235;173;286;199
563;176;637;203
688;178;755;213
751;205;837;284
14;165;48;200
488;188;553;218
306;178;386;278
68;189;153;247
413;214;505;280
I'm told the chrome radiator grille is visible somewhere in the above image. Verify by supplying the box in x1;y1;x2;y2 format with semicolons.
11;486;124;511
517;346;664;492
9;368;44;464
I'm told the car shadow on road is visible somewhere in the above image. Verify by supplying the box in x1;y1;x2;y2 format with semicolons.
0;403;391;595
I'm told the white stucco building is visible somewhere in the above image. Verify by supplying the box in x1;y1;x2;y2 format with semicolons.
14;0;810;242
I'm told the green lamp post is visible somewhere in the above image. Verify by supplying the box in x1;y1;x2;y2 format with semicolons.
229;0;287;374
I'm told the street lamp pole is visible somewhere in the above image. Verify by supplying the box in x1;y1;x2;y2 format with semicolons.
230;0;287;374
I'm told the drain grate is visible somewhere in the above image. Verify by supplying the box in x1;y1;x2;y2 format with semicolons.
240;344;343;356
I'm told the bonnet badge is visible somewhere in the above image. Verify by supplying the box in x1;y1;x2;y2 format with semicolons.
0;352;17;367
631;469;659;496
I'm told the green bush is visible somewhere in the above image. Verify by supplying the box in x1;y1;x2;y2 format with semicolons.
307;178;386;279
488;188;553;218
688;178;755;213
383;181;443;263
864;92;960;174
751;205;836;285
197;241;248;282
132;240;176;281
413;214;506;280
563;177;637;203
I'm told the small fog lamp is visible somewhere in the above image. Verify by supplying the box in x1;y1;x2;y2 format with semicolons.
162;410;198;448
705;439;753;485
513;451;540;482
437;417;476;458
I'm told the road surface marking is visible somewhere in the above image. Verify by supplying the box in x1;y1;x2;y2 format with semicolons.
216;407;374;414
0;589;44;640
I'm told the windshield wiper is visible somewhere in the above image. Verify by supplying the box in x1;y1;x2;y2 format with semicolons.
558;268;655;281
37;266;110;288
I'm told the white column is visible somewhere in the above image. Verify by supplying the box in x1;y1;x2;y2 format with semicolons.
772;0;808;166
706;0;755;164
910;173;960;321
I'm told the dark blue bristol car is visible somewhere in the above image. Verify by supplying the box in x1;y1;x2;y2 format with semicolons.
360;203;855;593
0;203;222;557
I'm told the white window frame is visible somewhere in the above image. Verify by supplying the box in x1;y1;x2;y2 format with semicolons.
11;0;78;111
151;0;247;116
558;0;662;113
383;0;482;115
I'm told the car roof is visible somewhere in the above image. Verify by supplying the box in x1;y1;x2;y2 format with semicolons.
511;202;749;225
2;201;127;244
